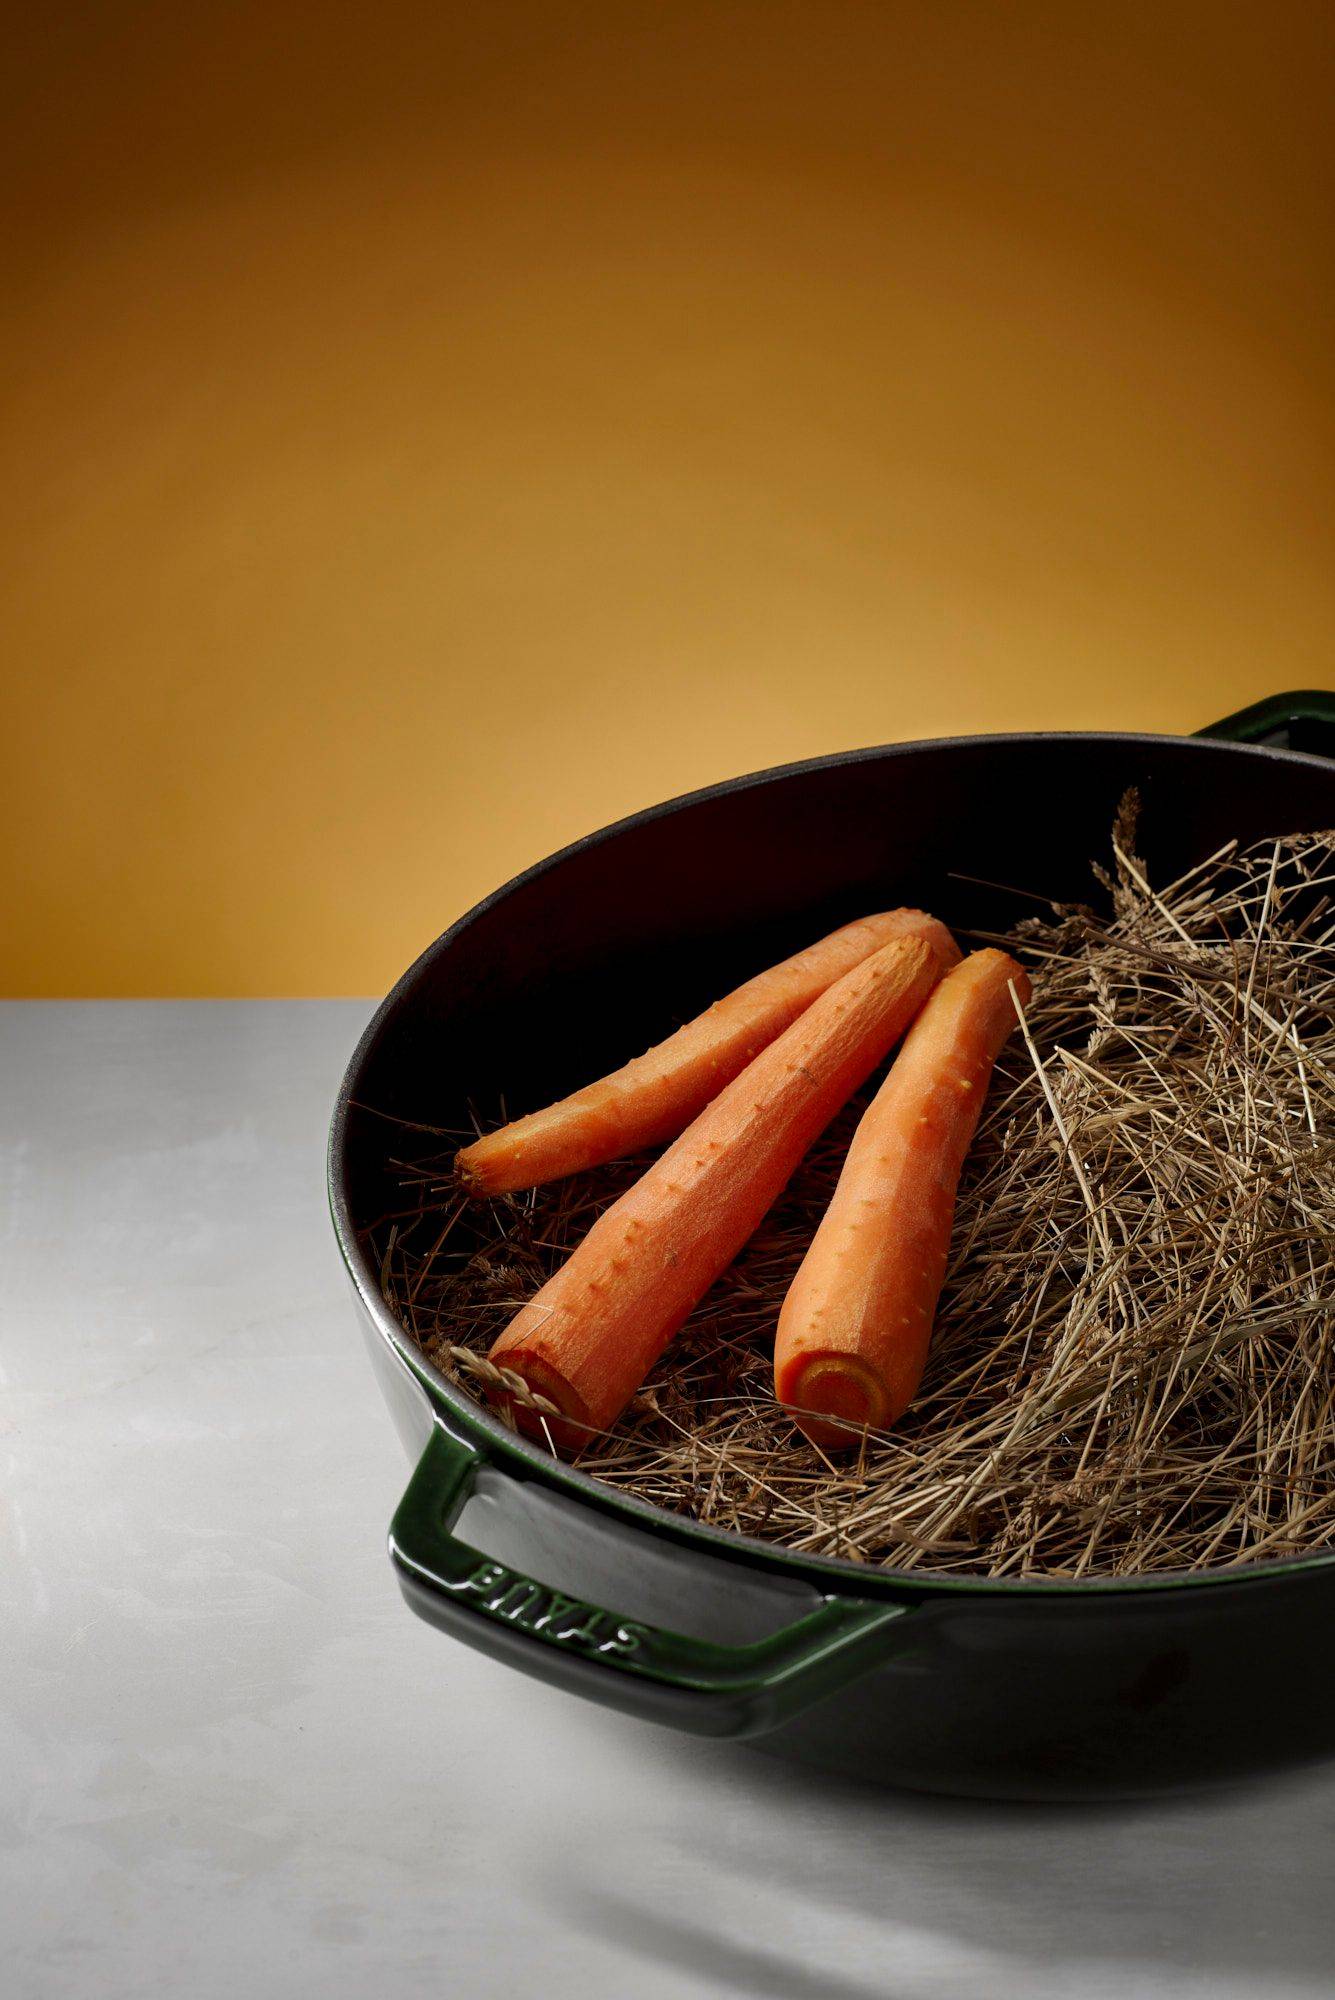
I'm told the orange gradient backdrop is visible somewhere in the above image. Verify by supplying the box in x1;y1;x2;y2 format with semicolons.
4;2;1333;994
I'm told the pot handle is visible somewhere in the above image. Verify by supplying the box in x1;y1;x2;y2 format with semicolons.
1195;689;1335;758
389;1422;911;1739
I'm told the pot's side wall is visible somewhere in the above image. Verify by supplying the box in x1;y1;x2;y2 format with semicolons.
352;1285;434;1463
767;1573;1335;1800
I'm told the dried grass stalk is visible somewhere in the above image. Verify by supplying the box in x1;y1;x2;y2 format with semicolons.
368;808;1335;1578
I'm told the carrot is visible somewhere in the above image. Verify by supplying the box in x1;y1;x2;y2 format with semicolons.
485;934;945;1454
455;909;959;1196
774;948;1031;1450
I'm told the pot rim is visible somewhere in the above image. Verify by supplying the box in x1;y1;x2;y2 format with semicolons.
329;725;1335;1602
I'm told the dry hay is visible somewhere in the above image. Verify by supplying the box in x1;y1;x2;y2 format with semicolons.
368;806;1335;1577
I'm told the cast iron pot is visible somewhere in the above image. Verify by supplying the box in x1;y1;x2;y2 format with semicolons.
329;690;1335;1800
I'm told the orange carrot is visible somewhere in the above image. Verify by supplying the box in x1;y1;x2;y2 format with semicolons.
455;909;959;1196
485;934;945;1454
774;948;1031;1450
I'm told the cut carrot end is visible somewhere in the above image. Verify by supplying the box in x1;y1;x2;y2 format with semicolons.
487;1349;593;1455
782;1354;888;1451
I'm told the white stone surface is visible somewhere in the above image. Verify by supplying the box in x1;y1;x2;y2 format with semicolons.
4;1000;1334;1999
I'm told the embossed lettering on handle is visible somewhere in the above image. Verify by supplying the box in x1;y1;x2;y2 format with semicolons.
440;1554;650;1656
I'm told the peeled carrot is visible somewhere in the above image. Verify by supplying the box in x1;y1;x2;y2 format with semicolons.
455;909;959;1196
486;934;945;1453
774;948;1031;1450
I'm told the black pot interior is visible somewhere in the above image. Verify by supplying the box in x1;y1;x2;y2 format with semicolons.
341;731;1334;1242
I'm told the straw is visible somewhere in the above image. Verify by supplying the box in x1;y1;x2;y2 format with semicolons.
368;804;1335;1578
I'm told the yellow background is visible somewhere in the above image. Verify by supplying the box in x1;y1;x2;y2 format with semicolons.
4;2;1332;995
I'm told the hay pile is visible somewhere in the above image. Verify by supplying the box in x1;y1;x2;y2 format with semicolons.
371;811;1335;1577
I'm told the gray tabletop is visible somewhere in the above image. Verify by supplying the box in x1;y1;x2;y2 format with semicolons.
5;1001;1333;2000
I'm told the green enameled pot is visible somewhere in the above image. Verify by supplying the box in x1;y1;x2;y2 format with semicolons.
329;690;1335;1799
